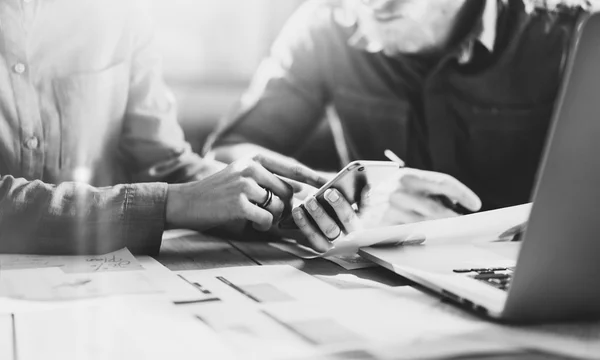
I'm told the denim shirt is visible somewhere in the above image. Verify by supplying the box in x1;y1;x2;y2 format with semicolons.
0;0;208;255
207;0;588;210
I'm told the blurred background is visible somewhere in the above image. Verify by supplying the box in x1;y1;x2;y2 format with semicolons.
150;0;306;154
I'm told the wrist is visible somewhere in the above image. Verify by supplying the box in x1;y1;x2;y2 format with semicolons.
165;183;186;230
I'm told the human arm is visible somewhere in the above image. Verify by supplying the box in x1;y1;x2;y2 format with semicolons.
165;154;327;234
0;152;329;255
204;1;331;163
120;0;220;184
0;176;166;255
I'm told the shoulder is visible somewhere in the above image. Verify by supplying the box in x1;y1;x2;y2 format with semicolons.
273;0;356;54
280;0;354;37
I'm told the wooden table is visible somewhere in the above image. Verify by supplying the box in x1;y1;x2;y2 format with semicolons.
157;232;573;360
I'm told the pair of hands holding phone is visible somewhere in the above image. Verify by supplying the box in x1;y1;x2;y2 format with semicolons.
169;153;481;254
287;168;483;253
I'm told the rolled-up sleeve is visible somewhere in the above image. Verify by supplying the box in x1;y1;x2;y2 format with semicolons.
0;175;167;255
204;1;331;156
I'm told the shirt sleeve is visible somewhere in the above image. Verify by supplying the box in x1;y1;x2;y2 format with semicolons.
0;1;215;256
119;0;210;183
203;1;332;157
0;175;167;256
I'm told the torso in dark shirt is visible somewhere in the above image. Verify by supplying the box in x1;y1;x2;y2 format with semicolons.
209;0;588;210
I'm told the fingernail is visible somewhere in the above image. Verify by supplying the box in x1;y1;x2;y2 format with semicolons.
307;198;318;211
292;209;303;220
325;189;340;203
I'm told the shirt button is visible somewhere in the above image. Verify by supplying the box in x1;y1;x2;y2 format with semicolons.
13;63;26;74
25;136;39;149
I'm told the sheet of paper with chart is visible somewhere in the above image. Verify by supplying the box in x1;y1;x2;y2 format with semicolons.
0;248;142;273
136;256;220;304
177;265;339;307
0;250;216;303
175;265;343;360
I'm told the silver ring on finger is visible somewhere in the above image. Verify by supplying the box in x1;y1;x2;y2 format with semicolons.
258;189;273;209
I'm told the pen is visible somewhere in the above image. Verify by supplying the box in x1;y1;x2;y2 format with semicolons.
383;149;472;215
383;149;405;167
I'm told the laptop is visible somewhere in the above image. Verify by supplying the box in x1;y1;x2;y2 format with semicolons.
359;11;600;323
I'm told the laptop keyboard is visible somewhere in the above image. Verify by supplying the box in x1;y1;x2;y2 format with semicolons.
453;267;515;291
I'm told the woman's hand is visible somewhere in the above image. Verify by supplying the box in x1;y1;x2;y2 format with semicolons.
165;154;327;232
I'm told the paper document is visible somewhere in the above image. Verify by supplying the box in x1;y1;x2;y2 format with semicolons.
194;305;320;360
261;287;524;359
0;248;142;273
177;265;338;306
0;252;221;303
0;314;14;360
175;265;341;360
498;322;600;359
271;203;532;259
14;297;234;360
0;267;157;301
136;256;220;304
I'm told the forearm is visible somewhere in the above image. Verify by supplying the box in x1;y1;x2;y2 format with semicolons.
0;176;167;256
210;143;295;164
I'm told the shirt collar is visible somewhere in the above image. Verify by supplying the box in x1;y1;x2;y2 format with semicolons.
457;0;500;64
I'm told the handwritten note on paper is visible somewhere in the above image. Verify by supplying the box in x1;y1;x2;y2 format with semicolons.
0;248;143;274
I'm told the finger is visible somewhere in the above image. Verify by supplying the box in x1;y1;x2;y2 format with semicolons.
304;197;342;241
291;207;333;253
240;197;274;232
400;171;482;211
243;162;295;202
278;177;318;199
498;222;527;240
264;193;285;224
389;192;460;220
254;154;328;188
239;179;286;223
324;189;362;233
240;178;273;205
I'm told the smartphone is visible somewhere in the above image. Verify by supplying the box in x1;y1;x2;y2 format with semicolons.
279;160;401;230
